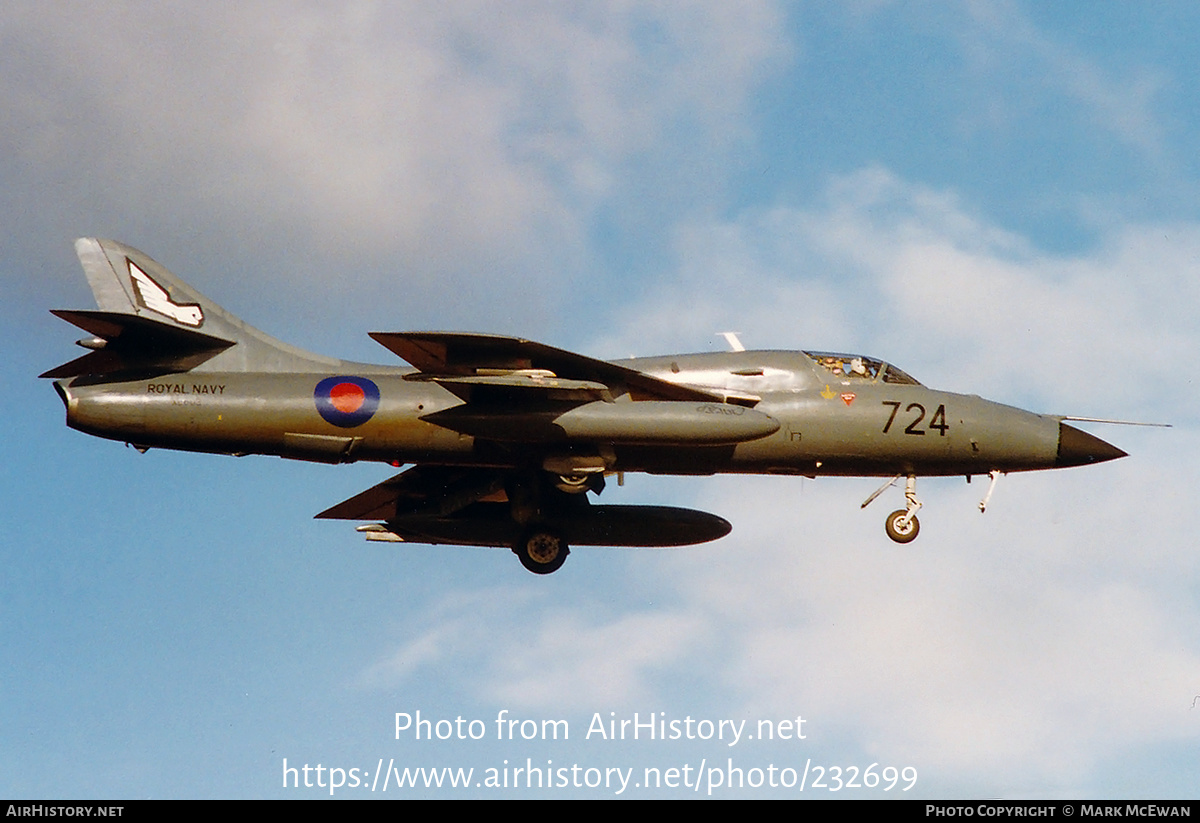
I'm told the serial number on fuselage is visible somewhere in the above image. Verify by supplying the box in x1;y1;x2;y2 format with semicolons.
695;404;745;415
881;401;949;436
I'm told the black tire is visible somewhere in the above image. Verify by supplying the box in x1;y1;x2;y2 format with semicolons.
885;510;920;543
514;528;570;574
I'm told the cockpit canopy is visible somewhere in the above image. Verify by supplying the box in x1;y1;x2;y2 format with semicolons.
803;352;922;385
627;350;923;398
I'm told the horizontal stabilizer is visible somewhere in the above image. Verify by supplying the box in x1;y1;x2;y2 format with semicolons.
372;331;722;403
41;310;235;378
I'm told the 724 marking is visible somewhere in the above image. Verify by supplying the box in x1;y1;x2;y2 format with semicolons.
882;401;949;436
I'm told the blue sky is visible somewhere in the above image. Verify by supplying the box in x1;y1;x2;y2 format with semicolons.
2;1;1198;798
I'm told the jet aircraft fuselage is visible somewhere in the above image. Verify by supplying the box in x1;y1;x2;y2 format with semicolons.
45;239;1128;573
58;356;1104;477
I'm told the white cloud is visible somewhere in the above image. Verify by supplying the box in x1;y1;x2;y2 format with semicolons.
360;583;706;711
0;2;785;294
486;609;705;709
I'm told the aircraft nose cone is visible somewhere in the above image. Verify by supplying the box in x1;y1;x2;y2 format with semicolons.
1056;422;1127;467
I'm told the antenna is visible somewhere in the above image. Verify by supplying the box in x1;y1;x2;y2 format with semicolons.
718;332;745;352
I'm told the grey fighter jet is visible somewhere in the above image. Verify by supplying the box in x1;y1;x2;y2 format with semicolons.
44;239;1134;574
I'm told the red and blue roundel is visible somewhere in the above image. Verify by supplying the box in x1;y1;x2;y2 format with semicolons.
314;376;380;428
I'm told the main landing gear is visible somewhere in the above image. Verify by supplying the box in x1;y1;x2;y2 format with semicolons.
508;470;581;574
514;527;569;575
863;473;922;544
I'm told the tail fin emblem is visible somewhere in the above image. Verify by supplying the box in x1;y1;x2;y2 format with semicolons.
128;259;204;327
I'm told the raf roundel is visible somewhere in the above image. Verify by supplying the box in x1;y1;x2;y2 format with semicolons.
314;376;380;428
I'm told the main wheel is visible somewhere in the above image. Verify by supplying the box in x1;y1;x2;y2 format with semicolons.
514;528;570;574
554;473;591;494
885;509;920;543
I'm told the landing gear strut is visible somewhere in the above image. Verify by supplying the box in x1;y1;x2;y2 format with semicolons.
507;471;578;574
885;474;922;543
978;469;1001;513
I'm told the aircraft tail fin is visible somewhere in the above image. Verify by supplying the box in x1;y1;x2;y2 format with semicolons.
45;238;339;377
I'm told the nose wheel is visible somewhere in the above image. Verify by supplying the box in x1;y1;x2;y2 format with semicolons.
863;473;923;543
885;508;920;543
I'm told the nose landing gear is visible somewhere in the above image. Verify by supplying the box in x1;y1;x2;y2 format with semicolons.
885;474;922;543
